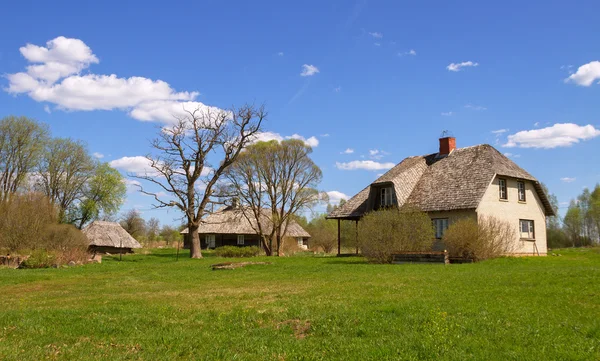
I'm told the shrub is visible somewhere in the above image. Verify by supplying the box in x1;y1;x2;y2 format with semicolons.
442;216;516;261
358;206;435;263
20;249;56;269
44;224;89;264
215;246;261;258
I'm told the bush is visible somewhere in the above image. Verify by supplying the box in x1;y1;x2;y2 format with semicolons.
44;224;89;264
442;216;516;261
20;249;56;269
358;206;435;263
215;246;261;258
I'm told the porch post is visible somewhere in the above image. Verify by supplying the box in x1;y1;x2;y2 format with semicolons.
337;218;341;256
355;220;359;255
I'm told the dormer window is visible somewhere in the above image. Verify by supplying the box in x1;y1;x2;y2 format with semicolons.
380;187;394;207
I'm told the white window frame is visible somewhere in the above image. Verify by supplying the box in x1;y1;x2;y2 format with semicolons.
380;187;393;207
206;234;215;248
297;237;304;246
519;220;535;239
517;181;526;202
237;234;245;245
432;218;449;239
499;178;508;200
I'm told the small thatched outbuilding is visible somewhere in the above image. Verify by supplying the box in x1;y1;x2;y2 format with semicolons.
181;205;311;250
83;221;142;254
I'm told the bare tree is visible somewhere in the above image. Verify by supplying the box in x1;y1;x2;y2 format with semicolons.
120;209;147;240
35;138;96;221
226;139;324;256
0;116;49;201
135;104;265;258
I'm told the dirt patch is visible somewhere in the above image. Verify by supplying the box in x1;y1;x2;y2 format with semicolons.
275;319;311;339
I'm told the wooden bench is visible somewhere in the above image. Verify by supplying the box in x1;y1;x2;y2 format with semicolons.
392;251;449;265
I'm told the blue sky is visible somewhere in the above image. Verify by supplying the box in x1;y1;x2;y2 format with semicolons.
2;0;600;225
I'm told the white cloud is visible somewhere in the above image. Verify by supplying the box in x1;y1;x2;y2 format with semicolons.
111;155;212;177
123;179;141;193
321;133;330;137
43;105;51;114
335;160;395;171
334;86;341;92
300;64;319;77
368;32;383;39
374;43;381;47
447;61;479;72
5;36;217;124
92;152;104;159
441;111;453;116
278;52;284;56
341;148;354;154
252;131;319;147
327;191;349;204
503;123;600;149
368;149;389;160
534;122;540;127
503;152;520;158
560;177;576;183
465;104;487;111
492;129;509;134
399;49;417;57
565;61;600;86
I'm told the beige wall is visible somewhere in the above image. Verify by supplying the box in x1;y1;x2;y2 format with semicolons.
476;175;547;255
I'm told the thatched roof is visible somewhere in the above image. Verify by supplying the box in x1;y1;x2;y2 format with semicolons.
83;221;142;249
328;144;555;219
181;206;311;238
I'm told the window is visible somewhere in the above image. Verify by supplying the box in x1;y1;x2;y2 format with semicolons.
380;187;394;207
206;234;215;248
499;178;507;200
237;234;245;245
519;220;535;239
297;237;304;246
517;181;526;202
432;218;449;239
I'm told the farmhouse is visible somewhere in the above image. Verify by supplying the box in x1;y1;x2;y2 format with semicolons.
83;221;142;254
181;203;311;250
327;137;555;256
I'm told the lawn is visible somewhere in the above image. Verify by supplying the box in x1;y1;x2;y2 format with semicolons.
0;248;599;361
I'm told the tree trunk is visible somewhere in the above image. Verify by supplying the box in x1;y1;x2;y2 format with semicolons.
276;233;282;256
189;224;203;258
261;236;272;256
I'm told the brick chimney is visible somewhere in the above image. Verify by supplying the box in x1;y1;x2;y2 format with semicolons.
439;136;456;155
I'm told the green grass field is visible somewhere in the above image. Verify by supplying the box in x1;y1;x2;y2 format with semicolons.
1;248;599;360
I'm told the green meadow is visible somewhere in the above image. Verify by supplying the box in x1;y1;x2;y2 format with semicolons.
1;248;599;360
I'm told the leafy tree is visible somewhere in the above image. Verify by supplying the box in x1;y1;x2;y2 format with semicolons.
563;200;583;247
159;225;181;246
71;162;126;229
36;138;95;221
305;215;337;253
120;209;147;240
134;104;265;258
226;139;324;256
0;116;49;201
146;217;160;242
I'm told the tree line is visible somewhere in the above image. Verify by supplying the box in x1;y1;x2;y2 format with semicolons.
554;184;600;247
0;116;126;229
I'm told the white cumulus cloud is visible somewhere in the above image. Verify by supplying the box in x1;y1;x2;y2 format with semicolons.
5;36;217;124
92;152;104;159
447;61;479;72
492;129;509;134
251;131;319;148
368;32;383;39
341;148;354;154
441;111;453;116
565;61;600;86
335;160;395;171
326;191;349;204
300;64;319;77
503;123;600;149
560;177;576;183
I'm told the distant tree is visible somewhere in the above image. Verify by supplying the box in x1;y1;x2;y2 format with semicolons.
159;225;181;246
35;138;95;221
146;217;160;242
0;116;49;201
120;209;147;240
134;104;265;258
305;215;337;253
563;200;584;247
590;185;600;244
70;163;126;229
226;139;324;256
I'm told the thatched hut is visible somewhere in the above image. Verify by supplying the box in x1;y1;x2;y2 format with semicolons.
181;205;311;250
83;221;142;254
